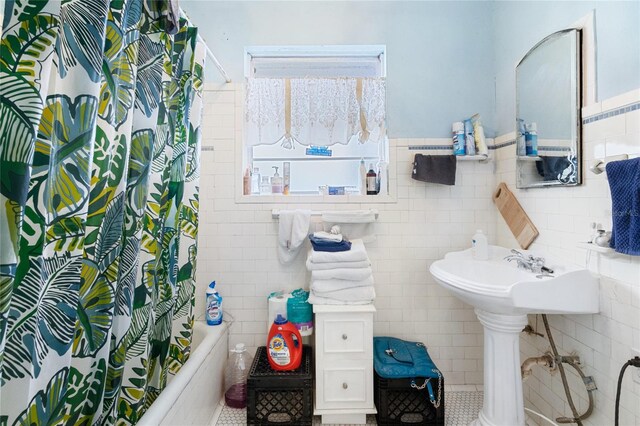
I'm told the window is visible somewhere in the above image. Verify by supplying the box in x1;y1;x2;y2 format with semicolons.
243;46;388;196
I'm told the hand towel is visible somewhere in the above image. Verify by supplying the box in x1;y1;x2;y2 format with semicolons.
307;294;374;305
278;209;311;264
306;258;371;271
606;157;640;255
307;239;368;263
309;235;351;252
311;267;373;281
312;231;343;242
411;154;456;185
311;276;374;293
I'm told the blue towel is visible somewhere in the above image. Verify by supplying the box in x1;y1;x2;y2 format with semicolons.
309;235;352;252
606;157;640;255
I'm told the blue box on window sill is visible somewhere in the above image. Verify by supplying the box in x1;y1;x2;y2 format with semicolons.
305;146;332;156
328;186;345;195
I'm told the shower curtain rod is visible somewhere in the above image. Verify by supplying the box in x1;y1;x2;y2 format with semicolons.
202;40;231;83
180;9;232;83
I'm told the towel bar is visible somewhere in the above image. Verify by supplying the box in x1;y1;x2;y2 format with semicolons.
590;154;629;174
271;209;379;220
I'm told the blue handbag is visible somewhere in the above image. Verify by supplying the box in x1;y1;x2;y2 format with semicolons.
373;337;442;408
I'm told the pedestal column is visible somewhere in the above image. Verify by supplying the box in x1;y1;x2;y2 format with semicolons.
472;309;528;426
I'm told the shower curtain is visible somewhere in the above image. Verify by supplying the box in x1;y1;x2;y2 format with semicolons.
0;0;204;424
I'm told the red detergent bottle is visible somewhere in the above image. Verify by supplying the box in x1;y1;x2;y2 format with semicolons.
267;314;303;371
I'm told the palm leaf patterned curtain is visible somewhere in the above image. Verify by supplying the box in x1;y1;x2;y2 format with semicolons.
0;0;205;424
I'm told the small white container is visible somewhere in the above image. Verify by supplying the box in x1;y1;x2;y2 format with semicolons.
472;230;489;260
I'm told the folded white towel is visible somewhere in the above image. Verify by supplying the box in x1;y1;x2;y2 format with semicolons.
308;286;376;304
321;210;376;224
312;231;343;242
311;276;374;293
308;239;368;263
307;294;374;305
306;258;371;271
311;267;373;282
278;210;311;264
312;285;375;300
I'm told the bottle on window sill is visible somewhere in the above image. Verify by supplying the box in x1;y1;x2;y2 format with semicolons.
359;158;367;195
260;176;271;194
271;166;283;194
366;163;377;195
251;167;260;195
243;168;251;195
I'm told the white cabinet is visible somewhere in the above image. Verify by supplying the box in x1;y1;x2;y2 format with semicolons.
313;304;377;424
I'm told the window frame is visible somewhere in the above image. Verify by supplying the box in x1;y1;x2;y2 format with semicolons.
237;45;395;204
244;45;387;78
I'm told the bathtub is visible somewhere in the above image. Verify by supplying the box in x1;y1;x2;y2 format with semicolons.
139;320;229;426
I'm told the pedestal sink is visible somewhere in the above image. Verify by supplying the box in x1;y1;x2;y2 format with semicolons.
429;245;598;426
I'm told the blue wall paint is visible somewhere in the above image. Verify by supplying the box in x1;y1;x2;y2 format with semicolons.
183;1;640;138
181;1;496;138
493;1;640;136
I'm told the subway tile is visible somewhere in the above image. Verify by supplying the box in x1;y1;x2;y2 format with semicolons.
195;86;640;426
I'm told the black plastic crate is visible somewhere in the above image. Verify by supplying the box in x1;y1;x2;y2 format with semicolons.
247;346;313;425
374;372;445;425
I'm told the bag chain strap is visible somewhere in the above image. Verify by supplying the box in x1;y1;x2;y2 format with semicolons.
410;369;442;409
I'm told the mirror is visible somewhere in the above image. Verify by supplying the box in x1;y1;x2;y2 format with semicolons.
516;29;582;188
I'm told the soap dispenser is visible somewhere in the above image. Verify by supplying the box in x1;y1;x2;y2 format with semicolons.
472;230;489;260
271;166;283;194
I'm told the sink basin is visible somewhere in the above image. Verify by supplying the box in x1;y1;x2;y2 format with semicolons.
430;245;598;315
429;245;599;426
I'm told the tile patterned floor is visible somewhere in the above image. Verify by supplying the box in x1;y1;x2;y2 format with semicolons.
212;391;483;426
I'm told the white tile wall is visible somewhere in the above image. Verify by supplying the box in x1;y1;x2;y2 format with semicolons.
196;83;640;422
495;90;640;425
196;83;496;385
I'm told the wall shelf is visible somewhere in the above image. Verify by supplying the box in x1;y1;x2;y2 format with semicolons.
577;242;615;254
456;155;490;162
517;155;542;161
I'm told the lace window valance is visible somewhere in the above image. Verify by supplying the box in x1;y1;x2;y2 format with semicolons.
245;77;386;147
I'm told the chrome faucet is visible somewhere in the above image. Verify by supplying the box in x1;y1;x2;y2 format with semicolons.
504;249;554;275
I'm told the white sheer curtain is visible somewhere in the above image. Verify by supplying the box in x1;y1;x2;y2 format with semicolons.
245;77;386;148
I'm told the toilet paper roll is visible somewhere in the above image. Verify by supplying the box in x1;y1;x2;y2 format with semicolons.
267;293;291;332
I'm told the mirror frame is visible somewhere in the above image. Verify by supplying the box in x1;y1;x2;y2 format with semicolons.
515;29;582;189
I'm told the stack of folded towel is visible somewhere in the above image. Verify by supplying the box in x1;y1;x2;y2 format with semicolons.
306;237;375;305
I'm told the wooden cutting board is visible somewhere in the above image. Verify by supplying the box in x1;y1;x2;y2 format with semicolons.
492;182;539;249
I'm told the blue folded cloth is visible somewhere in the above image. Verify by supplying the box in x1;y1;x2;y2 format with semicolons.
309;235;352;252
606;157;640;255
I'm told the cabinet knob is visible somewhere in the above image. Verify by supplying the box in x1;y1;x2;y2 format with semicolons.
342;334;348;340
342;382;348;389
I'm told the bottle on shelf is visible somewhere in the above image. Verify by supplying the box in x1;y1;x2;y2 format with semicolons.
464;119;476;156
260;176;271;194
251;167;260;195
271;166;283;194
472;114;488;156
452;121;466;156
243;168;251;195
366;163;377;195
525;122;538;156
359;158;367;195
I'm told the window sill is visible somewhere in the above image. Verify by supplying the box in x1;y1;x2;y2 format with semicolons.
235;192;397;204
